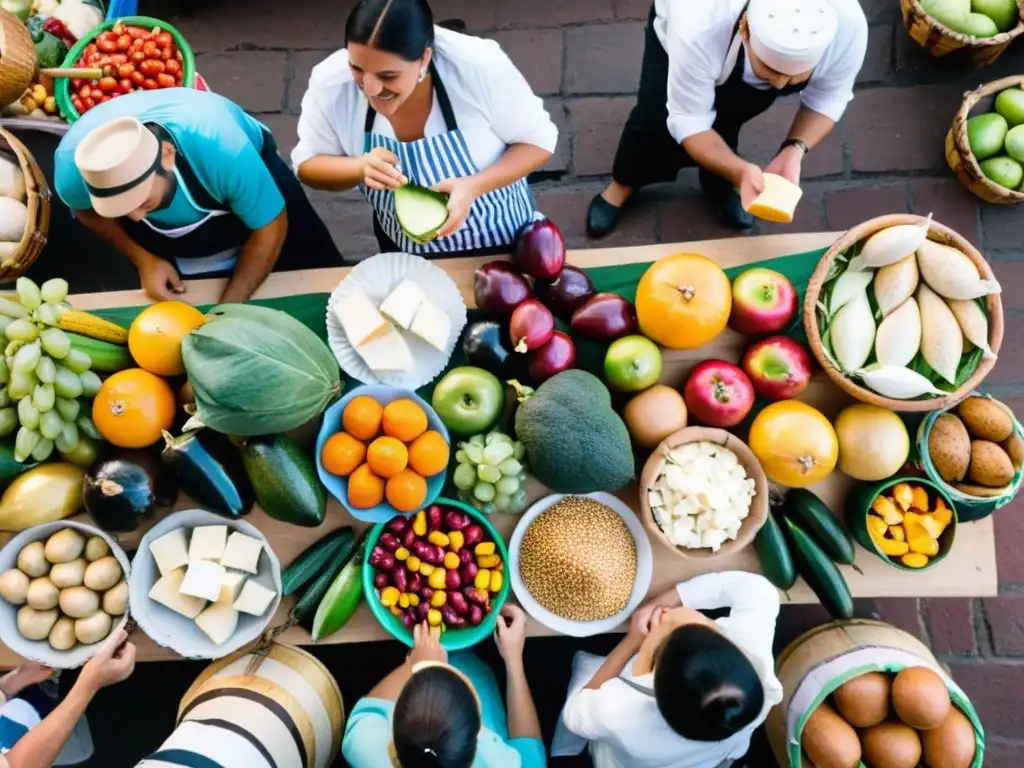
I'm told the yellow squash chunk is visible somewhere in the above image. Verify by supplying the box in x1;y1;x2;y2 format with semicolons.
872;496;904;525
746;173;803;223
905;520;940;556
933;497;953;529
877;537;910;557
890;525;906;542
909;485;930;511
901;552;930;568
867;514;889;538
916;514;945;540
891;483;914;511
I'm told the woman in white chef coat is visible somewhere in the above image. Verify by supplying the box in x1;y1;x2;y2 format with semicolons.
293;0;558;257
587;0;867;235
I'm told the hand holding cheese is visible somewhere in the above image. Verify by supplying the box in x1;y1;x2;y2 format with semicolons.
746;173;804;224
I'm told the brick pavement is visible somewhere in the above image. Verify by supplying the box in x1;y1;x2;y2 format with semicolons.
153;0;1024;762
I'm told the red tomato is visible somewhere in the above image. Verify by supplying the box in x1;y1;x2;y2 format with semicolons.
112;23;125;35
83;96;95;110
142;78;158;90
164;59;180;75
131;50;145;63
71;96;83;112
95;94;109;105
142;41;159;57
78;84;92;98
156;73;176;88
175;72;183;85
154;32;172;47
117;63;134;78
97;36;118;53
128;26;146;39
117;34;131;51
139;59;165;76
71;78;83;89
98;77;117;94
175;50;183;63
110;53;128;65
161;47;172;61
130;71;145;86
101;65;113;78
118;78;134;94
85;43;98;58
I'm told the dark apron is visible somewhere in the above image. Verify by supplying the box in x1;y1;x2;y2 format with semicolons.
612;2;809;194
121;130;344;276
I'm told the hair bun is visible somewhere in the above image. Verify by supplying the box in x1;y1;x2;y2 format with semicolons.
703;691;748;727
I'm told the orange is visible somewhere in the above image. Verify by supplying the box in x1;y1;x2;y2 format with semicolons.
348;463;385;509
128;300;206;377
343;395;384;441
382;398;428;442
366;436;409;478
748;401;838;487
93;368;176;448
321;432;366;476
635;253;732;350
408;430;450;477
386;469;428;513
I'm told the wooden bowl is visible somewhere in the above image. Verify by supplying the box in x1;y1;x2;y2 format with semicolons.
803;214;1003;412
900;0;1024;68
639;427;769;560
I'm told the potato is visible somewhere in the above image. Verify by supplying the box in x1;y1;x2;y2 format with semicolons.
48;617;76;651
45;529;85;564
59;585;100;619
49;558;86;589
0;568;29;605
83;556;122;592
74;611;112;645
83;536;109;562
16;542;49;578
967;440;1015;487
17;605;58;640
959;397;1013;442
1003;433;1024;474
928;413;971;484
26;577;59;610
102;580;128;616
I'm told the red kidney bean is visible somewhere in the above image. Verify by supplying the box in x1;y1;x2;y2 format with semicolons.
391;565;409;593
445;570;462;590
378;532;400;552
373;572;389;589
448;591;469;616
386;515;409;534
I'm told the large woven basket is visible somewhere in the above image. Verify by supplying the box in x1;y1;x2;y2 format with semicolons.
0;125;49;282
900;0;1024;66
803;214;1003;412
946;75;1024;204
0;10;37;109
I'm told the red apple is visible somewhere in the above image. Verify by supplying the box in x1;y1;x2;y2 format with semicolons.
683;360;754;428
741;336;812;401
513;218;566;280
729;267;797;336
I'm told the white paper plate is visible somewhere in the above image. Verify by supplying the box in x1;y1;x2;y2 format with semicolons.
326;251;468;390
509;492;653;638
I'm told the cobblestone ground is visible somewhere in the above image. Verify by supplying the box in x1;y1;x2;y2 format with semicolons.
91;1;1024;764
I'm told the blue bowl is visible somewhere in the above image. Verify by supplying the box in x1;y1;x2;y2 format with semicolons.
316;384;451;523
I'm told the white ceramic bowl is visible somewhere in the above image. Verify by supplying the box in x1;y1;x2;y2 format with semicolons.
128;509;282;660
508;492;653;638
0;520;132;669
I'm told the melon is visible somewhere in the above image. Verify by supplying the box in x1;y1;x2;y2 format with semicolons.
395;184;450;244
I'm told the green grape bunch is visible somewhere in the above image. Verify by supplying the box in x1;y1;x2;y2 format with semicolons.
452;430;530;515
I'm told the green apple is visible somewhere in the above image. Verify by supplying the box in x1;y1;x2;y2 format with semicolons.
431;366;504;436
604;335;663;393
962;11;999;36
996;87;1024;126
980;155;1024;188
1005;124;1024;162
967;112;1008;160
971;0;1018;32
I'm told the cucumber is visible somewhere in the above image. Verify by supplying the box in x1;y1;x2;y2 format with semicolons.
240;434;326;527
65;332;132;372
291;533;363;629
753;511;796;590
782;488;858;567
781;517;854;621
311;533;369;642
282;527;354;596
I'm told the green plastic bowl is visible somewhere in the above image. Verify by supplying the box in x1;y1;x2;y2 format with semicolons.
55;16;198;124
362;497;510;650
845;474;957;572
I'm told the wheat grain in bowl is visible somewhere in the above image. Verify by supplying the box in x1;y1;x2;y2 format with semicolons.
648;441;757;552
518;496;637;621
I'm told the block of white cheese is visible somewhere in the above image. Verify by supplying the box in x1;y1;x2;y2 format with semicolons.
149;568;206;619
747;173;803;224
334;290;391;347
194;602;239;646
179;560;226;602
409;299;451;352
188;525;228;562
379;279;426;330
357;326;414;372
220;532;263;575
149;528;189;577
218;571;247;605
233;580;277;617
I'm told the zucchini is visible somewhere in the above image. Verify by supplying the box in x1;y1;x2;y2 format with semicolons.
240;435;326;527
160;429;254;519
66;332;132;372
291;532;364;629
753;511;797;590
782;488;859;568
781;517;854;620
282;527;354;596
311;533;369;641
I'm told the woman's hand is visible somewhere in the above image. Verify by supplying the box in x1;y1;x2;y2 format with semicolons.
361;147;406;191
765;145;804;186
738;162;766;211
494;604;528;666
78;629;136;695
0;662;54;699
630;587;683;637
431;176;481;239
408;621;446;667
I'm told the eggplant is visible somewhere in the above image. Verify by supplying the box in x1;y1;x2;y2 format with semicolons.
462;322;528;380
161;429;254;518
84;450;178;533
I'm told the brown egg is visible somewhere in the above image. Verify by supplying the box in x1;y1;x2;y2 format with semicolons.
860;721;921;768
833;671;891;728
891;666;951;729
922;706;977;768
801;702;861;768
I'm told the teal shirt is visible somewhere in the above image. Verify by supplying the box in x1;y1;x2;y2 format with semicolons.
342;652;546;768
54;88;284;231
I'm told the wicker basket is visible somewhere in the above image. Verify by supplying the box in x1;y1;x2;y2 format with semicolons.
0;10;37;109
947;75;1024;204
803;214;1003;412
0;125;50;282
900;0;1024;67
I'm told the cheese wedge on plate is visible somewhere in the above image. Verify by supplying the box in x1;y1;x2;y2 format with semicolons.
379;279;426;330
409;299;451;351
149;568;206;619
335;290;392;347
358;326;414;372
747;173;803;224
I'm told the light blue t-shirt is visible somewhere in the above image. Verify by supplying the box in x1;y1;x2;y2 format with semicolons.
342;652;546;768
54;88;284;231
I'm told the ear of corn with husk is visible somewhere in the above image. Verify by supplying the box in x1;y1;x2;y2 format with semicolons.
875;297;921;368
829;269;874;314
856;364;946;399
947;298;996;360
830;290;875;373
917;283;963;385
847;215;931;272
917;239;1001;300
873;253;919;318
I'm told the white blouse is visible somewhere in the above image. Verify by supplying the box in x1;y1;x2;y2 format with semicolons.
291;26;558;175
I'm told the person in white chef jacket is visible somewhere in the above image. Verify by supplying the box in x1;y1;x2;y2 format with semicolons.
554;572;783;768
292;0;557;257
587;0;867;235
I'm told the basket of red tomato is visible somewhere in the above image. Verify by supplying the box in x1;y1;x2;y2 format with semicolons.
54;16;198;122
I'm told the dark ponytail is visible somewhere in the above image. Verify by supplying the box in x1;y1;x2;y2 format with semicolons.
345;0;435;62
392;666;479;768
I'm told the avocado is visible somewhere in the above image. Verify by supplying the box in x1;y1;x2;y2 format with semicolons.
395;184;450;244
513;369;634;493
240;434;325;527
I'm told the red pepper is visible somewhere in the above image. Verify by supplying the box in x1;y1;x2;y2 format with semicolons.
43;18;77;49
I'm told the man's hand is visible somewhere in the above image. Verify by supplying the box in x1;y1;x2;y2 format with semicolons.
765;144;804;185
431;176;480;239
738;162;766;211
139;257;185;302
78;629;136;695
361;147;406;191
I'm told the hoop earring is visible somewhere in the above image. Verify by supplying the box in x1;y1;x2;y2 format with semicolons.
418;65;428;82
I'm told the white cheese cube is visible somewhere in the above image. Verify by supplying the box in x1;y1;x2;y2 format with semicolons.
149;528;189;577
379;279;426;330
233;580;277;617
357;326;413;372
194;602;239;646
179;560;226;602
334;290;391;347
409;299;451;352
149;569;206;619
218;571;247;605
220;532;263;575
188;526;228;562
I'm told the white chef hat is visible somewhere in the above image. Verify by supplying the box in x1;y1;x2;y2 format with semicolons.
747;0;839;76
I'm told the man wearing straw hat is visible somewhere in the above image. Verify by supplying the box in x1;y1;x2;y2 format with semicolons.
54;88;342;303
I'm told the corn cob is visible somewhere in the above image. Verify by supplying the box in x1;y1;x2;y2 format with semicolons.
57;310;129;344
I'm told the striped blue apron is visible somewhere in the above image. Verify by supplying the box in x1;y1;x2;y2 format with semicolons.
362;62;534;256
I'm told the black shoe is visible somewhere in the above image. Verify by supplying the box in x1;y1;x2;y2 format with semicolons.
587;194;623;238
711;189;754;231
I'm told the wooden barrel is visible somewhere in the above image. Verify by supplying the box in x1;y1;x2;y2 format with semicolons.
138;643;344;768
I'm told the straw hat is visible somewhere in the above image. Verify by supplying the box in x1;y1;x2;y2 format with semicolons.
73;117;161;219
747;0;839;75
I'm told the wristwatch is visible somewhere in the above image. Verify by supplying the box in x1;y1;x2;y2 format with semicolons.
779;138;810;155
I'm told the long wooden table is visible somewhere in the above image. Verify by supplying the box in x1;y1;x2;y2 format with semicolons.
0;232;998;666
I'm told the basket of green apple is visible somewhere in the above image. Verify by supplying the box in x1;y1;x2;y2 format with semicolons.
949;75;1024;203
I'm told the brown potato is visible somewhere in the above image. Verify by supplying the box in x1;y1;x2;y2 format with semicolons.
928;413;971;484
967;440;1015;487
958;397;1013;442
